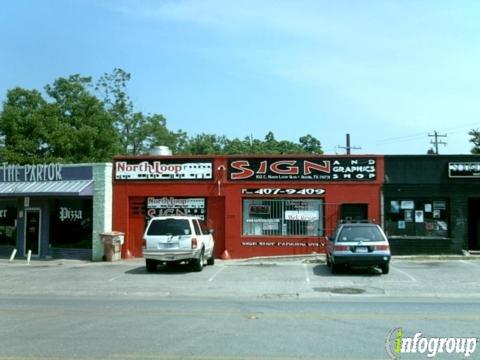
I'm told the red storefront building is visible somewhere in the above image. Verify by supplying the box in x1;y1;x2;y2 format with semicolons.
112;155;384;259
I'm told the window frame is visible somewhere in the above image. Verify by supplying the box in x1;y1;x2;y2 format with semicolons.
385;197;449;238
242;198;325;237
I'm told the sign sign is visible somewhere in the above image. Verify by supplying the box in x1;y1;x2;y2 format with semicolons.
1;163;63;182
59;207;83;222
115;160;213;181
242;188;325;196
146;197;206;220
241;241;321;248
449;162;480;178
285;210;319;221
229;158;376;181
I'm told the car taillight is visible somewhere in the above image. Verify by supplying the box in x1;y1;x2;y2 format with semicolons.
375;245;390;251
334;245;349;251
191;238;198;249
142;238;146;248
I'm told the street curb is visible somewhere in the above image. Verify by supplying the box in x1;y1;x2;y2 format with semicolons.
236;253;480;263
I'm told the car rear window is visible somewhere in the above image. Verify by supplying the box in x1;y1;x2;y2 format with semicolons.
338;226;384;242
147;219;191;236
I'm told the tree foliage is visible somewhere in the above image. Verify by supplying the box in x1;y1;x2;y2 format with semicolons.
180;131;323;155
95;68;185;155
469;129;480;154
0;68;323;164
0;75;120;164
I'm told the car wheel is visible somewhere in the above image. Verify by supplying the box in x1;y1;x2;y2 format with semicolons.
192;249;205;272
207;251;215;266
146;259;157;273
331;263;339;274
380;263;389;274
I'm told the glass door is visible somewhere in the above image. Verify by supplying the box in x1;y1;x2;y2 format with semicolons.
24;209;41;256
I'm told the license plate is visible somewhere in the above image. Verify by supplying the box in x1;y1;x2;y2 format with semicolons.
356;247;368;253
162;243;177;249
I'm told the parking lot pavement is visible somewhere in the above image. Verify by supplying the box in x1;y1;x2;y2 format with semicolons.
1;257;480;300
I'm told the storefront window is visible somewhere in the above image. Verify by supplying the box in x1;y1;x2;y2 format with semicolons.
385;198;448;238
50;199;92;248
243;199;324;236
0;200;17;247
145;197;206;220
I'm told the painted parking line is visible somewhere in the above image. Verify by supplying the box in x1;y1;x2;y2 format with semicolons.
460;260;480;267
208;265;226;282
303;263;311;283
108;274;124;282
390;264;417;282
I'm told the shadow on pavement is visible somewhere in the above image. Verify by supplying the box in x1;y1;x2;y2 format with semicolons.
125;262;196;275
313;264;382;277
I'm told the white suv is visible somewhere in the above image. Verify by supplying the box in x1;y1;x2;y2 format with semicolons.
143;216;215;272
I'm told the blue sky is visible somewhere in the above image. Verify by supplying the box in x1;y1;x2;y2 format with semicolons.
1;0;480;155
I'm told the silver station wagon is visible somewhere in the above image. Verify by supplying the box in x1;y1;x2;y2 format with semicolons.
326;222;391;274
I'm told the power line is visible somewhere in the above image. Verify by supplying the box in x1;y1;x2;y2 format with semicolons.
365;121;480;146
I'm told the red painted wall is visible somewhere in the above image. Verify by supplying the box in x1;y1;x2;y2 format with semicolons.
112;155;384;259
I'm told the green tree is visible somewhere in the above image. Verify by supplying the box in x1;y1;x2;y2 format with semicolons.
181;134;228;155
0;87;57;163
179;131;323;155
299;134;323;154
96;68;183;155
0;75;121;164
469;129;480;154
45;75;120;162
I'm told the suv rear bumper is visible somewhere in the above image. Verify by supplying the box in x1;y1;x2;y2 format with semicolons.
143;249;201;262
332;254;390;266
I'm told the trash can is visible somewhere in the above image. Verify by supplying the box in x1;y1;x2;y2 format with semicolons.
101;231;124;261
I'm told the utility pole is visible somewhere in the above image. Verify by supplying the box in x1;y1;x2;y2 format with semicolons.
338;133;361;155
428;131;447;154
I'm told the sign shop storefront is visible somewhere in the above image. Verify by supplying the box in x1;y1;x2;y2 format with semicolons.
0;163;111;260
113;156;383;259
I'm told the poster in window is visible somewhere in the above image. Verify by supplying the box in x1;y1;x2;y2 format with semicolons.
404;210;413;222
438;221;448;230
424;204;432;213
285;210;319;221
249;205;270;216
262;223;279;231
433;210;441;219
398;221;406;230
401;200;415;210
415;210;424;223
433;201;446;210
390;201;400;214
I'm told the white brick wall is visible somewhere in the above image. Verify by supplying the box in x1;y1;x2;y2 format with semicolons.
92;163;113;261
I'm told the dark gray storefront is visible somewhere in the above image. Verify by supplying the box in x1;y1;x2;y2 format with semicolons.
384;155;480;255
0;163;112;260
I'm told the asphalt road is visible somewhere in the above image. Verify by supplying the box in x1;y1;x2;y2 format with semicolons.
1;257;479;359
